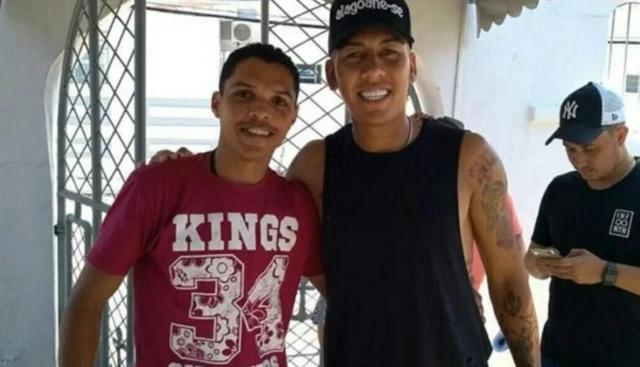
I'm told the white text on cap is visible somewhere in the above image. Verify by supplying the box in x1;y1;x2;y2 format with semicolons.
335;0;404;21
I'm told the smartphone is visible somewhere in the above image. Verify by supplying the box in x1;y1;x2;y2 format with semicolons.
530;247;562;259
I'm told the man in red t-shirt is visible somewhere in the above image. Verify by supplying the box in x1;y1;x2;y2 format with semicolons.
59;43;325;367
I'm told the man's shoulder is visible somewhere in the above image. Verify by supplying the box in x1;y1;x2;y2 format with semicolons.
284;178;316;209
300;138;326;157
553;171;581;182
269;176;317;228
411;113;466;130
547;171;581;191
458;130;494;166
128;153;204;188
431;116;466;130
289;139;325;178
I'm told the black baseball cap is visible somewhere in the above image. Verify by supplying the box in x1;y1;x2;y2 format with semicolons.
545;82;626;146
328;0;414;53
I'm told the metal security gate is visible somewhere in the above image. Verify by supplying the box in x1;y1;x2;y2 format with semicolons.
56;1;422;366
267;1;340;366
267;0;344;177
55;0;145;366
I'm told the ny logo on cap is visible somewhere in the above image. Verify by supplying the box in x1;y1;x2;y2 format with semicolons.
563;100;578;120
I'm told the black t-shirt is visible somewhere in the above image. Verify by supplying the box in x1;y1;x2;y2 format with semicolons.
532;162;640;367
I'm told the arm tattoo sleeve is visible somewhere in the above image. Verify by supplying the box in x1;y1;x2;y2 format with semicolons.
469;149;516;249
469;145;540;367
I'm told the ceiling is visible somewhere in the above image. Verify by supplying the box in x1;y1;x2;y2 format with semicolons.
145;0;556;36
474;0;544;34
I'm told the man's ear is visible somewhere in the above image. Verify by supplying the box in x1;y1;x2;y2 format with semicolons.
211;91;222;118
615;124;629;145
325;58;338;91
409;51;417;84
290;104;300;126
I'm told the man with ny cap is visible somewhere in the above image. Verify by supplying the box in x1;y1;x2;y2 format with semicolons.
525;82;640;367
150;1;540;365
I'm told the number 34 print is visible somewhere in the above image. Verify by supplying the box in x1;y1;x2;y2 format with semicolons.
169;255;289;364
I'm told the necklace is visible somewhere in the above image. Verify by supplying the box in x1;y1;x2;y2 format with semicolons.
352;116;414;149
404;116;414;148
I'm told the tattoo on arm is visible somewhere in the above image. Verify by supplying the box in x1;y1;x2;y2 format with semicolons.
503;290;524;317
468;150;496;183
497;291;538;367
469;149;515;249
470;144;540;366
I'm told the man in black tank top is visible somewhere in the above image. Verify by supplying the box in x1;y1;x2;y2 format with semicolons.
287;1;541;366
525;82;640;367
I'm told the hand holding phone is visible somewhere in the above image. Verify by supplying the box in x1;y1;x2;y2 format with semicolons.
530;247;562;259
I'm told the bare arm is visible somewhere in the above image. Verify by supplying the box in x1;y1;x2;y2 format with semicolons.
288;140;327;298
539;248;640;296
285;139;325;210
307;275;327;299
465;134;540;367
59;264;125;367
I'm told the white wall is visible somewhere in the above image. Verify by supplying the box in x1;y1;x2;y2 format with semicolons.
409;0;463;116
456;0;613;247
408;0;613;243
451;1;614;365
0;0;76;364
408;0;616;234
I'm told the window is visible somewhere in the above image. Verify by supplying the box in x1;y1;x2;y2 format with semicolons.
297;63;323;84
606;2;640;156
627;74;640;93
71;48;110;85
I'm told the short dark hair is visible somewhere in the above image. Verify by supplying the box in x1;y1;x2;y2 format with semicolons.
218;43;300;102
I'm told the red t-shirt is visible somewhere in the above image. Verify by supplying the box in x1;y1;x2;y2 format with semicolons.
86;153;323;367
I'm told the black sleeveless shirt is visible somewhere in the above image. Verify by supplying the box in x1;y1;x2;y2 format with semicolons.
321;119;492;367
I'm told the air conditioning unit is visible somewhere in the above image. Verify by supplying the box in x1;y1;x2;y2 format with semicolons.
220;20;259;52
